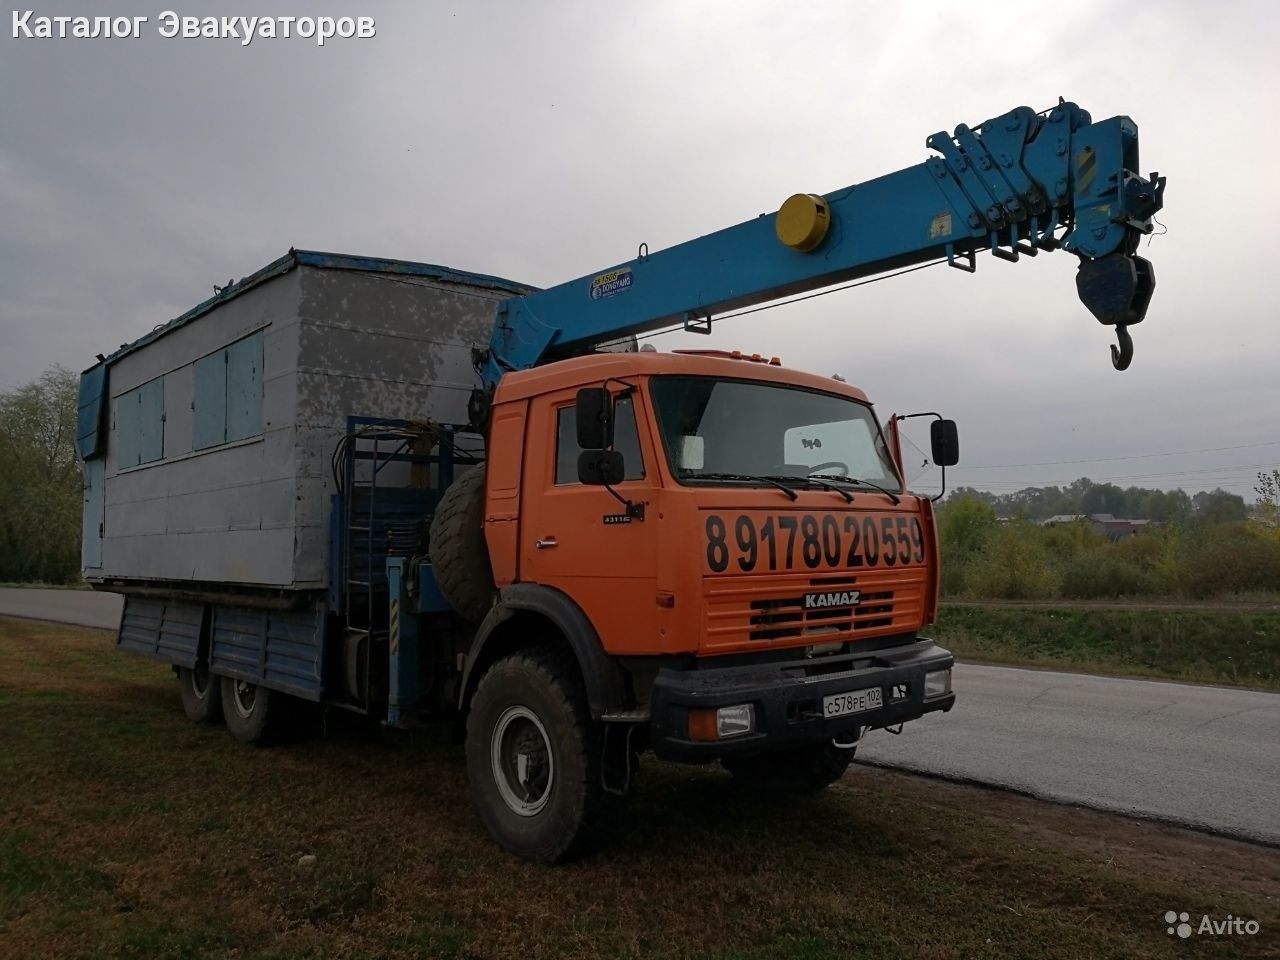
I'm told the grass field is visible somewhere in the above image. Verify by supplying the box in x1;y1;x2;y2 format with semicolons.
932;604;1280;691
1;616;1277;959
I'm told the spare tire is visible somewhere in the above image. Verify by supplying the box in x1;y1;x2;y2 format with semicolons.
429;465;495;622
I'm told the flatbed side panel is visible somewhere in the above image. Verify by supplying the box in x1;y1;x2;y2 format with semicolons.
158;603;204;667
116;596;202;669
117;597;163;658
210;603;324;701
209;607;266;680
264;607;325;697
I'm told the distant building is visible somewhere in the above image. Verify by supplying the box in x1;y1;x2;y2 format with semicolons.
1041;514;1086;527
1040;513;1152;541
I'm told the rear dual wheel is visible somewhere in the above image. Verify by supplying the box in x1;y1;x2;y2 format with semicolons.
180;666;279;744
220;676;280;743
178;664;222;723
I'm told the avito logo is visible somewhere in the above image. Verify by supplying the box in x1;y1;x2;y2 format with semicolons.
1164;910;1260;939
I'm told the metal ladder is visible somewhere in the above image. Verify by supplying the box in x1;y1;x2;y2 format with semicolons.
343;431;377;645
340;424;435;641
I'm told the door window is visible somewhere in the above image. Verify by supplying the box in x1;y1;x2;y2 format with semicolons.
554;396;645;484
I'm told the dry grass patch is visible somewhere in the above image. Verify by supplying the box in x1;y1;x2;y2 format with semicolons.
1;616;1276;959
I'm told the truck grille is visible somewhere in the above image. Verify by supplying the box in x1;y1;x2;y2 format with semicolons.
749;584;893;641
703;570;927;653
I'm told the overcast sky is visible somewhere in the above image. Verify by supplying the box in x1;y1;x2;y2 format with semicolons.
3;1;1277;499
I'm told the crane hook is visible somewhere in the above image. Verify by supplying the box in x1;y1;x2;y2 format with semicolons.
1111;325;1133;371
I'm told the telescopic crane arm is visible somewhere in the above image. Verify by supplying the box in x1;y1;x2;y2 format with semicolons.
474;100;1166;414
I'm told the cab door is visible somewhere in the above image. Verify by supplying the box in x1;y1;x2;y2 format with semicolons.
518;388;661;655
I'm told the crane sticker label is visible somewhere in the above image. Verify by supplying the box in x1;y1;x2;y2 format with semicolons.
590;267;633;301
703;511;926;574
928;211;953;239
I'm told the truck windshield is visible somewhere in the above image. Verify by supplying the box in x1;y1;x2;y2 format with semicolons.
648;376;901;493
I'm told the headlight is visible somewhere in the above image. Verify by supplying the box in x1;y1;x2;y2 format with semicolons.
687;704;756;740
925;669;952;699
716;704;756;738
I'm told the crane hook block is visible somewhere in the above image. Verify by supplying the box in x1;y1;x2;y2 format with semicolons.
775;194;832;252
1076;253;1156;371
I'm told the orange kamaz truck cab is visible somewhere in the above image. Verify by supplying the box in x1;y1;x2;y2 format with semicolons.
475;349;955;764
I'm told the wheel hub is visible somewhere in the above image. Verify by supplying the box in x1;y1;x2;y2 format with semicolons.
232;679;256;719
490;705;554;817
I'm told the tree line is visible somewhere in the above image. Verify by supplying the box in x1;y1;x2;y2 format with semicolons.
943;479;1251;524
936;475;1280;601
0;367;82;583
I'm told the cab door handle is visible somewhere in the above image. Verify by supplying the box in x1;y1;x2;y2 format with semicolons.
535;537;558;549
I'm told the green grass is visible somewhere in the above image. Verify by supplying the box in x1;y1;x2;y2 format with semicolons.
1;616;1277;959
933;605;1280;690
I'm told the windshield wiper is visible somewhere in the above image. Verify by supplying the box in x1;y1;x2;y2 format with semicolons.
681;471;799;501
762;474;852;503
808;474;901;506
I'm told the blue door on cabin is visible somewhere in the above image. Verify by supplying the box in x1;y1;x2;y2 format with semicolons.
81;458;104;569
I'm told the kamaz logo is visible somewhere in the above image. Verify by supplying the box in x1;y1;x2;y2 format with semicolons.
803;590;861;609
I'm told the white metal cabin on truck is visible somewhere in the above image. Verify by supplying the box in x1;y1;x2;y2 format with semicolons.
78;250;530;701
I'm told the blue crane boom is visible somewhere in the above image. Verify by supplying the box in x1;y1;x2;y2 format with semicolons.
474;100;1165;415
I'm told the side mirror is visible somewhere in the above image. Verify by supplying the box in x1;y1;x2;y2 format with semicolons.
578;449;625;486
930;419;959;467
576;388;614;449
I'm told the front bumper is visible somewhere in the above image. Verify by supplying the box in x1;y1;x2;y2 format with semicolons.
649;638;955;762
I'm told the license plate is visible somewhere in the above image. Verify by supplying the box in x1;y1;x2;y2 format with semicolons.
822;687;882;719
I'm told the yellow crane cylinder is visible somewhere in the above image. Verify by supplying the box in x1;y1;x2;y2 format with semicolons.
775;193;831;252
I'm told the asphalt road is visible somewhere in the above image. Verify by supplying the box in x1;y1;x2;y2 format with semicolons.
858;663;1280;846
0;587;122;629
2;588;1277;845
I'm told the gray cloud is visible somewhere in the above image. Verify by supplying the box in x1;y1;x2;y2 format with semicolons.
3;0;1278;497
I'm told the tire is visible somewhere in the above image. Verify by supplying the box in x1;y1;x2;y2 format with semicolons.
179;664;222;724
465;650;627;862
722;742;855;793
429;466;495;622
220;676;280;744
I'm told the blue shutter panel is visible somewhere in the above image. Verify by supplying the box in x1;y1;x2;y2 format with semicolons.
116;392;139;467
193;351;227;449
225;332;263;442
77;364;108;459
115;378;164;466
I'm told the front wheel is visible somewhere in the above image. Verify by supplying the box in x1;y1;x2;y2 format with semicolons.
722;742;855;792
465;650;627;862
